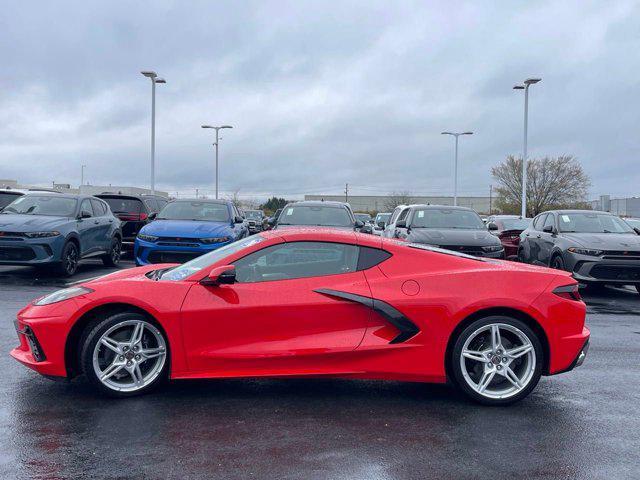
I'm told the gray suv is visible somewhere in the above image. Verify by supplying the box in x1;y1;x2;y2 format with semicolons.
518;209;640;292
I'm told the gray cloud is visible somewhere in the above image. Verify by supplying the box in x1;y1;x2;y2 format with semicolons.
1;0;638;200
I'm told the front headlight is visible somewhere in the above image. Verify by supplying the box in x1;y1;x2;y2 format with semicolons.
33;286;94;306
482;245;504;253
24;231;61;238
568;247;603;256
137;233;159;242
200;236;231;244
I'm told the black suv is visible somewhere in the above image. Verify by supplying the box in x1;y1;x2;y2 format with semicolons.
394;205;504;258
271;201;365;230
96;193;168;250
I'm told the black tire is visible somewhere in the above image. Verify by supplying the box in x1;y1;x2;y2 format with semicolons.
550;254;565;270
102;237;122;267
80;312;169;398
56;241;79;277
450;316;544;406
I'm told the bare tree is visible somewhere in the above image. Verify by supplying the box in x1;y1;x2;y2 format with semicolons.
492;155;591;216
224;189;243;209
383;191;413;211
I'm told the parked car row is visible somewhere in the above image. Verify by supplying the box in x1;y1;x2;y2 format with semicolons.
0;193;123;276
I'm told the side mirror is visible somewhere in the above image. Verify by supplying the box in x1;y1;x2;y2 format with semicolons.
634;227;640;235
148;212;157;221
234;216;244;224
201;265;236;286
79;210;92;219
377;221;386;229
487;222;498;231
354;219;364;228
396;219;407;228
543;225;556;234
360;225;373;234
268;217;277;226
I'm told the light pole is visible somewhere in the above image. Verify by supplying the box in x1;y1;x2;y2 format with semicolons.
441;131;473;206
141;71;166;195
513;78;541;217
80;164;86;189
201;125;233;199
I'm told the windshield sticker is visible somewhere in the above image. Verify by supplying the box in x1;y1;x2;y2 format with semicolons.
417;211;425;218
561;215;570;222
286;208;293;216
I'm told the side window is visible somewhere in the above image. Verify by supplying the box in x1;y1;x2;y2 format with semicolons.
532;214;546;231
389;207;401;224
80;199;94;217
233;241;359;283
396;208;409;223
543;214;555;230
144;199;159;212
157;199;168;210
90;199;106;216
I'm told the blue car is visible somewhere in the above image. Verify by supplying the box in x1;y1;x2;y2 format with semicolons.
0;193;122;276
134;199;249;265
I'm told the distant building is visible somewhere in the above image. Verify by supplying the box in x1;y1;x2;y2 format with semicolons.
1;179;168;198
304;195;493;214
590;195;640;217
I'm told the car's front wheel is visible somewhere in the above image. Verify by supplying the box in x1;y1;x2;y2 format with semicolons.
80;312;169;397
451;316;543;405
102;237;121;267
56;241;79;276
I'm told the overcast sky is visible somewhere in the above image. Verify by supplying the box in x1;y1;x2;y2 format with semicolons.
1;0;638;201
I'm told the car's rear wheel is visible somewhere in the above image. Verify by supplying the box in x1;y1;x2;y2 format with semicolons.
80;312;168;397
56;241;79;276
102;237;121;267
451;316;543;405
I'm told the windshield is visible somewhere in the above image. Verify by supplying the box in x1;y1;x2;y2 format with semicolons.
375;213;391;223
0;192;23;209
2;195;77;216
625;218;640;229
355;213;371;222
245;210;263;220
157;201;231;222
278;205;353;227
160;235;265;281
411;208;485;230
499;218;530;230
101;197;143;215
558;212;635;233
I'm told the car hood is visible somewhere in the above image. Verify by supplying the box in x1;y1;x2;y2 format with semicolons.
562;232;640;250
141;219;233;238
0;214;71;232
407;228;502;246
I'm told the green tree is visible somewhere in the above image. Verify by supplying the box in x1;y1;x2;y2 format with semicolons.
492;155;591;216
260;196;289;215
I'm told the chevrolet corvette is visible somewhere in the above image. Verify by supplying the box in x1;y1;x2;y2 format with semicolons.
11;228;589;405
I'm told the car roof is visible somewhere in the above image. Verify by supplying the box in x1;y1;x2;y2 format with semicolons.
409;204;475;212
285;200;350;208
258;226;382;247
546;209;611;215
168;198;231;204
96;193;167;200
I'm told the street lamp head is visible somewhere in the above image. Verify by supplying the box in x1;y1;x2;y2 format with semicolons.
441;131;453;135
462;131;473;135
201;125;214;129
155;78;166;84
141;71;157;78
513;85;525;90
220;125;233;129
524;78;541;85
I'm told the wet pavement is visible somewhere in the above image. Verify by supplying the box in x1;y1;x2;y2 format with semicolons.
0;262;638;479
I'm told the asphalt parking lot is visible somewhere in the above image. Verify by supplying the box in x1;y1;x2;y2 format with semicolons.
0;261;638;480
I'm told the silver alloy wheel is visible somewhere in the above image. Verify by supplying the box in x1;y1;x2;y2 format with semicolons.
459;323;536;400
92;319;166;393
111;239;121;264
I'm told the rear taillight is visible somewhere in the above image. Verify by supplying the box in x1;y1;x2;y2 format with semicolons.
553;284;582;301
139;213;148;221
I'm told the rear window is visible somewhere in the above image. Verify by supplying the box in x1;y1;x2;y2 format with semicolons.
101;197;143;215
499;218;530;230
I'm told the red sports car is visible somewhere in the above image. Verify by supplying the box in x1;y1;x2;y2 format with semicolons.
11;228;589;405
